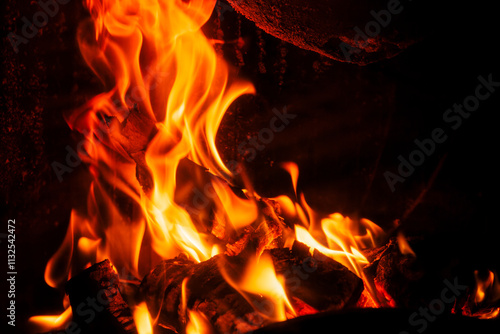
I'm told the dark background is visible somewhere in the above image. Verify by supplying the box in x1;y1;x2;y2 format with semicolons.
1;0;499;332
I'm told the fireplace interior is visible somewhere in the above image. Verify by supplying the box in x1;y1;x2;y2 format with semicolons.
1;0;499;333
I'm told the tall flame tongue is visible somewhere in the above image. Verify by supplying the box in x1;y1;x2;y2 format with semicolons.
35;0;255;331
59;0;254;275
34;0;394;331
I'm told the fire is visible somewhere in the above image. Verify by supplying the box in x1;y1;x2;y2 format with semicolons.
396;231;416;257
475;270;497;304
211;178;259;230
39;0;257;331
44;210;104;288
48;0;256;283
38;0;394;331
274;162;387;305
133;302;154;334
29;307;73;332
31;0;500;331
186;310;214;334
181;277;215;334
220;253;296;322
293;213;385;306
471;270;500;319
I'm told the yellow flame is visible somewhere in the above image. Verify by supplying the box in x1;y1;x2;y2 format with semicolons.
296;213;383;277
273;195;296;217
221;254;295;322
133;302;153;334
29;307;73;332
212;179;258;230
276;162;387;306
186;310;213;334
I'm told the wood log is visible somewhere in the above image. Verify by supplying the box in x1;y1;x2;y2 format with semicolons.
140;241;363;334
65;259;137;334
362;237;425;308
226;0;421;65
224;197;287;257
106;104;157;194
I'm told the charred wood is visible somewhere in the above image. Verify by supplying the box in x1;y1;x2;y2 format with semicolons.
65;259;137;334
140;241;363;334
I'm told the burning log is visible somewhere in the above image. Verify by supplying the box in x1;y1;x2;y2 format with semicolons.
362;237;425;307
65;259;137;334
140;241;363;334
175;158;290;257
224;198;287;257
106;104;157;194
102;102;289;256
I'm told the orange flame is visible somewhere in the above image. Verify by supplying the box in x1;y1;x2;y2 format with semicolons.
275;162;387;306
46;0;256;284
471;270;500;319
181;277;215;334
221;253;296;322
29;307;73;332
186;310;214;334
40;0;398;330
397;231;416;257
133;302;154;334
42;0;257;330
211;178;259;230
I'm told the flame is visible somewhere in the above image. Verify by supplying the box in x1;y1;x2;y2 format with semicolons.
28;307;73;332
40;0;398;330
133;302;154;334
42;0;258;330
186;310;214;334
475;270;497;304
275;162;387;306
397;231;416;257
273;195;296;217
44;210;104;288
211;178;258;230
470;270;500;319
281;162;299;198
46;0;255;283
476;308;500;319
221;253;296;322
182;277;214;334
